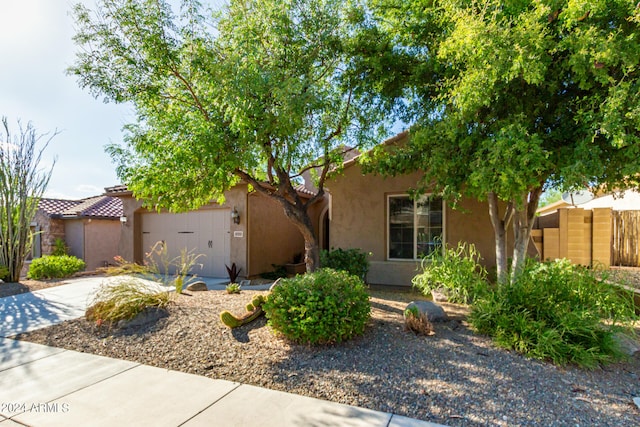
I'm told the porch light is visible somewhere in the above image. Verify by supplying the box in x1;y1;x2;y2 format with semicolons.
231;207;240;224
119;216;128;225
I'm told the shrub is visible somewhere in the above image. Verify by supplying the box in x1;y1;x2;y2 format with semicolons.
404;306;434;336
320;247;371;281
99;255;150;276
85;278;171;325
0;265;9;281
469;259;638;368
27;255;86;279
412;241;488;304
263;268;371;345
52;238;69;256
226;283;241;294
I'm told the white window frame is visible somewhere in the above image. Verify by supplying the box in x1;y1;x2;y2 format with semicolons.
386;194;446;261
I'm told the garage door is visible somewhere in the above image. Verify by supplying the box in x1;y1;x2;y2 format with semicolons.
141;209;230;277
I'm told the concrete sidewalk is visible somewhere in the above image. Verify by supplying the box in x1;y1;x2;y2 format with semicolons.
0;277;446;427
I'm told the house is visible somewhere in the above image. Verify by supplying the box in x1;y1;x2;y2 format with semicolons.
324;132;511;286
107;132;518;285
105;183;326;279
33;196;123;270
533;189;640;267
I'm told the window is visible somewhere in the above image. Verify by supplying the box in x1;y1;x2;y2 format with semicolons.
388;194;443;260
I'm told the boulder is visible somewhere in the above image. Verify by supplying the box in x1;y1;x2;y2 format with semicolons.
612;332;640;357
186;281;208;292
116;307;168;329
405;301;448;323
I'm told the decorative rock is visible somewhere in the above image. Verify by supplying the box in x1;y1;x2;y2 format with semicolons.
186;281;208;292
405;301;448;323
612;332;640;356
633;397;640;411
116;308;168;329
431;288;450;303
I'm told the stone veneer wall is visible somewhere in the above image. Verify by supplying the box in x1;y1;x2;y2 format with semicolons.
34;210;66;256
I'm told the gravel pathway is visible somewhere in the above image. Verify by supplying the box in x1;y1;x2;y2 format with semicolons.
13;288;640;427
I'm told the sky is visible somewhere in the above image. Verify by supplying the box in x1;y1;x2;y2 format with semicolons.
0;1;138;200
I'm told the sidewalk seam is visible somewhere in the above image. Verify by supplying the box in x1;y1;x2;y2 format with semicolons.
176;382;242;426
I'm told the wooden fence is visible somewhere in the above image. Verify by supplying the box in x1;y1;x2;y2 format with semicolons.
612;210;640;267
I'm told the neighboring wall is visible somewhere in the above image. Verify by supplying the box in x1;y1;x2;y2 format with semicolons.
64;219;121;271
533;207;612;267
327;164;509;286
83;219;121;270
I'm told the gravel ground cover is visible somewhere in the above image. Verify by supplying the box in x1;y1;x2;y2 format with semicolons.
13;286;640;427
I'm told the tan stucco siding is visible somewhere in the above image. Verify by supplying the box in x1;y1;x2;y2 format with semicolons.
327;164;501;286
83;219;121;270
247;192;305;276
118;186;248;277
64;220;84;261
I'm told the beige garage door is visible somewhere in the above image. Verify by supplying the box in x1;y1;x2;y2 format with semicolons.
141;209;230;277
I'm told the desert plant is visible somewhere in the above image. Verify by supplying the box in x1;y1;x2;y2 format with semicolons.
263;268;371;345
51;238;69;256
225;262;242;284
404;306;434;336
320;247;371;281
27;255;85;279
225;283;241;294
469;259;638;368
99;255;150;276
220;294;266;328
412;241;488;304
0;117;56;282
85;278;171;325
144;241;203;294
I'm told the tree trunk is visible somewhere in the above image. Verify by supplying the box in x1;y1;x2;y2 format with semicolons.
279;199;320;273
510;187;542;282
487;192;511;284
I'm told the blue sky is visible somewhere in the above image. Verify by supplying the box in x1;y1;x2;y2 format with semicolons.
0;1;136;200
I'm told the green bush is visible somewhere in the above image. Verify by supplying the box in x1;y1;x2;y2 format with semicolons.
86;278;171;325
412;241;488;304
469;259;638;368
263;268;371;345
320;247;371;281
27;255;86;279
0;265;9;281
52;238;69;256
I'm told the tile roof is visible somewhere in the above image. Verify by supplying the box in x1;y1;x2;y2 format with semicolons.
38;196;123;219
37;198;80;216
104;184;130;195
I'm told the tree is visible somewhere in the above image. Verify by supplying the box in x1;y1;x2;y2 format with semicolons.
69;0;387;272
359;0;640;283
0;118;55;282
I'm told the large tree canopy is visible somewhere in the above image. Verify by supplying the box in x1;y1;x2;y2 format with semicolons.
360;0;640;282
70;0;388;271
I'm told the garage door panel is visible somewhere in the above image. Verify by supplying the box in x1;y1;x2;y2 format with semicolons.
141;209;230;277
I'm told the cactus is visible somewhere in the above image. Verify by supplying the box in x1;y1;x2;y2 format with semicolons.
220;294;267;328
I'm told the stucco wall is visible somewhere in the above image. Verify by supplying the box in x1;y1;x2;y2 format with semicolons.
247;192;305;276
64;220;84;260
116;187;248;276
326;163;503;286
83;219;121;270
